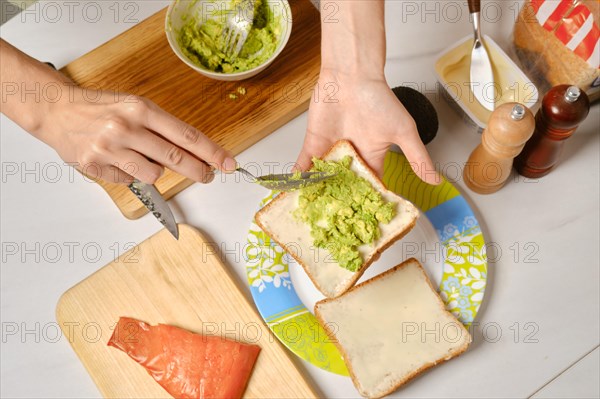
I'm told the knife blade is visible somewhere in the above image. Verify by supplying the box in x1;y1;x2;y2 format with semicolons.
236;167;336;191
255;171;337;191
469;0;495;111
128;180;179;239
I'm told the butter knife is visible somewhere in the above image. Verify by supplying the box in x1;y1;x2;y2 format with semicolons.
128;180;179;239
236;167;336;191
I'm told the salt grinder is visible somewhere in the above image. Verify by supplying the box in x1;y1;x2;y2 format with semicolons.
464;103;535;194
515;85;590;178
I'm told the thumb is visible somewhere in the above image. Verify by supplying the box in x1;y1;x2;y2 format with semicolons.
397;137;441;185
358;147;387;178
294;145;314;172
294;132;333;172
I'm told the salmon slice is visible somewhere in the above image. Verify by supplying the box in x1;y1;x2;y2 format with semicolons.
107;317;261;399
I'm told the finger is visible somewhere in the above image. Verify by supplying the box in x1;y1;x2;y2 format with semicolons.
104;165;135;184
126;129;214;184
75;164;134;184
397;137;441;185
357;147;388;177
143;102;237;173
295;130;334;171
112;150;165;184
294;146;314;172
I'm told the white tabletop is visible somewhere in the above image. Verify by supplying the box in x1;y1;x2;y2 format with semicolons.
1;1;599;398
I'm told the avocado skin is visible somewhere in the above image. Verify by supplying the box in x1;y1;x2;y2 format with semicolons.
392;86;438;145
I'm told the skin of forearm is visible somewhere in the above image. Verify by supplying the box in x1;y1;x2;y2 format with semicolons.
319;0;386;78
1;38;240;184
0;39;73;141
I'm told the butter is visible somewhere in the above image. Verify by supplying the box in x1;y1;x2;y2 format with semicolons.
435;35;538;127
315;260;472;397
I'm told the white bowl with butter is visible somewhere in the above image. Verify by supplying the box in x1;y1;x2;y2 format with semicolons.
434;35;539;130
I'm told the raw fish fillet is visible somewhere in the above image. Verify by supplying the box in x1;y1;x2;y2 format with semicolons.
108;317;261;399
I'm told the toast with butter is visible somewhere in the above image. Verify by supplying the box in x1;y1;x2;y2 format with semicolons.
255;140;419;297
315;258;472;398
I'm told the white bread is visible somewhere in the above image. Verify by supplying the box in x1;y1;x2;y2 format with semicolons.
315;258;472;399
255;140;419;298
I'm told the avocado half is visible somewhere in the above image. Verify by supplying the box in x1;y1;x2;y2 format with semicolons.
392;86;439;145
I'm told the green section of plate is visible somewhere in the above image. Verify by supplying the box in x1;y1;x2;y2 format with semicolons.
269;312;349;376
383;151;460;212
440;228;487;325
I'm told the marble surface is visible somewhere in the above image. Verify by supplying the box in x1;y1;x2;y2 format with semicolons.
532;348;600;399
1;1;599;398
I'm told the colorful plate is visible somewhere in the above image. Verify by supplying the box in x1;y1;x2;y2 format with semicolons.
245;151;487;375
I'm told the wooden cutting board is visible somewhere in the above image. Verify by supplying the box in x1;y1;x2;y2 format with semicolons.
56;224;319;398
61;0;321;219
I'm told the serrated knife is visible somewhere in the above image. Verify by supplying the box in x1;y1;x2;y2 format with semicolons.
128;180;179;239
469;0;495;111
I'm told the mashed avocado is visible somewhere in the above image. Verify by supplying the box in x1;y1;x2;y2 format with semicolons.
293;156;396;272
177;0;280;73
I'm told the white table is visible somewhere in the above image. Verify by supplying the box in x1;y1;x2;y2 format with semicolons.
1;1;599;398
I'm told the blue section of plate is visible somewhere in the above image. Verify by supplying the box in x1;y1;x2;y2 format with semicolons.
249;283;304;321
425;195;480;242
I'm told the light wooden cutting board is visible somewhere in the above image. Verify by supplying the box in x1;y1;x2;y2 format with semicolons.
56;224;319;398
60;0;321;219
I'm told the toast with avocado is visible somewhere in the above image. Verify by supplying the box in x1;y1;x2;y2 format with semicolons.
255;140;419;297
315;258;472;398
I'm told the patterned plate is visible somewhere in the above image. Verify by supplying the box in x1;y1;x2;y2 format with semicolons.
245;151;487;375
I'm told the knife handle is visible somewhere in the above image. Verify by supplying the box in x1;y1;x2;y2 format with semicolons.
468;0;480;13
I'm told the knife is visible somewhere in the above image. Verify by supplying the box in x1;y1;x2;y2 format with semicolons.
468;0;495;111
236;168;336;191
128;180;179;239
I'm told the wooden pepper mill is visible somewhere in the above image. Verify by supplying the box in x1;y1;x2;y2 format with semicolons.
515;85;590;178
464;103;535;194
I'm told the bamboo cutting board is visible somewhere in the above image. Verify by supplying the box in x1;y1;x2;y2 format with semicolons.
61;0;321;219
56;224;319;398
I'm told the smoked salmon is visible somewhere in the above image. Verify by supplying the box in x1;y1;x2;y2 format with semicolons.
107;317;261;399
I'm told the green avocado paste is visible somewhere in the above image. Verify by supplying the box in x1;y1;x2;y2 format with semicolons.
293;156;396;272
177;0;280;73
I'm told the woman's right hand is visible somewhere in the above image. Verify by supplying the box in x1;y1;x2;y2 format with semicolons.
40;87;237;185
1;38;236;185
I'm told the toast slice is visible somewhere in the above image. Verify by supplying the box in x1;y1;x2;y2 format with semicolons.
255;140;419;298
315;258;472;399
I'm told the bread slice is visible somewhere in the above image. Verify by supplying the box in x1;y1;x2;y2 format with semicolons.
315;258;472;399
255;140;418;297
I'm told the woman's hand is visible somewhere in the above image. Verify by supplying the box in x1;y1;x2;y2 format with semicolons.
297;68;439;184
1;39;236;185
297;0;439;185
40;88;237;184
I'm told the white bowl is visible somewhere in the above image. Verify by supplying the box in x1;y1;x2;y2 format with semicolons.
165;0;292;81
434;35;539;131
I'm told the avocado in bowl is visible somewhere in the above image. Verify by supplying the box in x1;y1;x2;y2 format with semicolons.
166;0;292;81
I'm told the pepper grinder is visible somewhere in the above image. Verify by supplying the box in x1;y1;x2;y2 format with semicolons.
515;85;590;178
464;103;535;194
